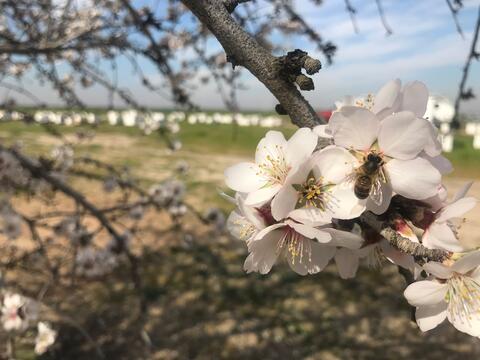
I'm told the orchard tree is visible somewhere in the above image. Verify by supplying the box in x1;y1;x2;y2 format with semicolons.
0;0;479;357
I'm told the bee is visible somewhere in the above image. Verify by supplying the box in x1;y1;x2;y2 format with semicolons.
353;153;387;204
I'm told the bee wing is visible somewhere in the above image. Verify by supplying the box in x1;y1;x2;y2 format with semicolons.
370;178;384;206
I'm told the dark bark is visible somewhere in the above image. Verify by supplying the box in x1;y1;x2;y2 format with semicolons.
181;0;323;128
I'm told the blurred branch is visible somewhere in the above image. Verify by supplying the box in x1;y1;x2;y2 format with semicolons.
344;0;359;34
453;4;480;127
446;0;465;39
374;0;392;36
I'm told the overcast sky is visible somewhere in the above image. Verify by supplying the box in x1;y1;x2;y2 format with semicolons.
7;0;480;115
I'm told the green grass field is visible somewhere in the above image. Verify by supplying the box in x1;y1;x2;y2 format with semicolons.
1;120;478;177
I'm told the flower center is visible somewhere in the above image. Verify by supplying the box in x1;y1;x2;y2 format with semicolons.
257;145;290;186
446;274;480;323
235;219;256;242
354;93;375;111
277;226;311;265
292;171;331;210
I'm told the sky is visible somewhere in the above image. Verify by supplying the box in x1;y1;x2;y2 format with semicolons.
8;0;480;115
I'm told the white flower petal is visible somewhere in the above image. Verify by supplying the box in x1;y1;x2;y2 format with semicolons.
245;184;282;205
255;131;287;164
423;261;454;279
227;210;250;241
381;242;416;271
271;160;313;220
312;146;358;184
287;221;332;243
403;280;448;307
238;196;265;230
452;181;474;203
365;180;392;215
401;81;429;117
224;162;263;192
415;302;448;332
335;248;360;279
313;124;333;139
386;158;441;200
288;207;333;225
322;228;364;249
436;197;477;223
332;107;380;151
287;240;335;275
253;223;285;242
378;112;430;160
422;223;465;253
421;153;453;175
448;310;480;337
286;128;318;167
244;230;281;274
372;79;401;115
328;183;367;219
424;124;442;157
451;250;480;274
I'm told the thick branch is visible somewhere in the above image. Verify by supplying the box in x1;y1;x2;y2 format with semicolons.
181;0;323;128
360;211;450;262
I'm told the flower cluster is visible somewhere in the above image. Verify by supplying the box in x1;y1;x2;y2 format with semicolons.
225;79;480;337
1;293;56;354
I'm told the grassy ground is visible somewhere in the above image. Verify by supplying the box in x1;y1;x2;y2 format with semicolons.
1;120;478;172
2;121;480;359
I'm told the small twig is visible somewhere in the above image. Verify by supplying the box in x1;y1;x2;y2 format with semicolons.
344;0;359;34
453;5;480;127
446;0;465;39
375;0;393;36
224;0;252;13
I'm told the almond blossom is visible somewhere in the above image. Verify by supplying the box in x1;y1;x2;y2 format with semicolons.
35;322;57;355
316;106;441;212
404;251;480;336
226;195;266;243
317;79;442;157
422;182;477;252
1;293;38;332
224;128;318;206
244;218;363;275
271;145;365;222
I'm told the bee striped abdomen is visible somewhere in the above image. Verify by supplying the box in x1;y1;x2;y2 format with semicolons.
354;175;372;199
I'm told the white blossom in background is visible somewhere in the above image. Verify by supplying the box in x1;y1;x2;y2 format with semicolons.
129;204;145;220
1;293;38;332
51;145;74;171
35;322;57;355
103;176;119;193
404;251;480;336
204;207;226;232
149;180;185;207
1;211;22;240
75;246;117;278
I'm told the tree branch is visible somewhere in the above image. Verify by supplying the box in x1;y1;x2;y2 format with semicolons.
360;211;450;262
0;145;148;314
181;0;323;128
